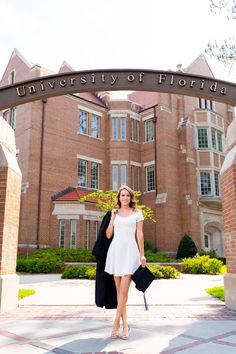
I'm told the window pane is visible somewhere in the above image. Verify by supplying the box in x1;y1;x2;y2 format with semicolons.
3;110;10;124
136;121;140;142
197;128;208;148
91;114;100;138
94;221;98;243
217;131;223;152
79;111;88;134
120;117;126;140
145;120;154;142
85;221;90;249
121;165;126;185
137;167;140;191
112;165;118;191
11;108;16;130
146;165;155;191
78;159;87;187
131;165;135;190
214;171;220;196
200;171;211;196
59;220;66;248
130;119;134;140
112;117;118;139
91;162;99;189
70;220;77;249
211;129;216;150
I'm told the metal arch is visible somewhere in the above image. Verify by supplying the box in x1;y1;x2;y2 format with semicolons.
0;69;236;110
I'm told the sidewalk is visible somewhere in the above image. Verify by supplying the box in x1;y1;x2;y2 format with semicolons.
0;273;236;353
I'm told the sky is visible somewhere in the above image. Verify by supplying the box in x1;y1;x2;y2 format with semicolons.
0;0;235;82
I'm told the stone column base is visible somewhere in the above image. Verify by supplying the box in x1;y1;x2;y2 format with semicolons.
0;274;19;313
224;273;236;311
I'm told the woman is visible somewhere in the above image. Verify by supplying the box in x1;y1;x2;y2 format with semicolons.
105;185;146;340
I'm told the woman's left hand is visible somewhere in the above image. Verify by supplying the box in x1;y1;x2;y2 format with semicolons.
140;256;146;267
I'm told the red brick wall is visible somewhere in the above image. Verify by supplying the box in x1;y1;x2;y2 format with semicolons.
221;165;236;274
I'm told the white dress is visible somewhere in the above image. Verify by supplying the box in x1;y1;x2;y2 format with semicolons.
105;210;144;276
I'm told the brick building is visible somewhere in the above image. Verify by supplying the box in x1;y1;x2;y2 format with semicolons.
0;49;234;256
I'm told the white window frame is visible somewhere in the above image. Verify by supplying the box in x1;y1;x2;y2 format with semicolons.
197;127;209;149
146;165;155;192
112;117;118;140
145;119;154;142
91;114;100;138
59;220;66;248
120;117;126;140
90;162;99;189
112;165;119;191
79;111;88;134
121;165;126;185
78;159;87;187
85;220;90;249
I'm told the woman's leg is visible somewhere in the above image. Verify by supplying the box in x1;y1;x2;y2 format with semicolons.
111;276;121;338
115;275;131;338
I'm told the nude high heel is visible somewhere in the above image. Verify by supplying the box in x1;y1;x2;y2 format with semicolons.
121;323;130;340
111;321;120;339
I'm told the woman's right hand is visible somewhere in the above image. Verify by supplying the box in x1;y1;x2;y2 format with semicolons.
111;209;117;219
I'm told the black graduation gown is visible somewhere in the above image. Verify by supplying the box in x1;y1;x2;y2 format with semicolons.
92;211;117;309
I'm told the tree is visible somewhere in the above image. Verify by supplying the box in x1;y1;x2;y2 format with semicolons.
79;189;156;222
206;0;236;65
176;234;198;259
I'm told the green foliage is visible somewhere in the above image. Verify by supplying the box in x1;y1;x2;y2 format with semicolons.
30;248;95;262
144;240;156;252
17;257;64;273
181;254;223;274
205;286;225;301
147;264;180;279
61;264;179;279
18;289;35;300
199;250;226;265
176;234;198;260
62;265;96;279
145;250;174;263
79;189;156;222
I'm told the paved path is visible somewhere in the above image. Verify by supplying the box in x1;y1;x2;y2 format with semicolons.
0;273;236;353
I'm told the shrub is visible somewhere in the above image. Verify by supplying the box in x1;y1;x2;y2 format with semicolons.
17;257;64;273
144;240;156;252
147;264;180;279
30;248;95;262
176;234;198;259
62;265;96;279
145;250;174;263
18;289;35;300
181;254;223;274
205;286;225;301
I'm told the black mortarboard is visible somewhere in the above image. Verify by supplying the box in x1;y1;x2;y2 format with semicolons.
131;266;155;310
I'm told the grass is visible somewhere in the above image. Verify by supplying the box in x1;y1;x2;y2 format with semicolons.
205;286;225;301
18;289;35;300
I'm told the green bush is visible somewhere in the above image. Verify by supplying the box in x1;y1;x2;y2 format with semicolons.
145;250;174;263
147;264;180;279
61;264;179;280
176;234;198;259
62;265;96;279
30;248;95;262
17;257;64;273
144;240;156;252
181;254;223;274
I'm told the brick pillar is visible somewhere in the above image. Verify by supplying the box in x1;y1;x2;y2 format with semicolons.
221;117;236;311
0;116;22;313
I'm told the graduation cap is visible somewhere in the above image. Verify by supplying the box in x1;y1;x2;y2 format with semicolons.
131;265;155;310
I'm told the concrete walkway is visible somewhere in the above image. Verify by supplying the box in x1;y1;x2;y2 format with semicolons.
0;273;236;353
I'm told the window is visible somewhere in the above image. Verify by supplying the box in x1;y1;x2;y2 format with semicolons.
145;120;154;142
136;121;140;142
11;108;16;130
146;165;155;192
9;70;15;84
94;221;99;243
79;111;88;134
120;117;126;140
112;117;118;140
59;220;66;248
78;159;87;187
121;165;126;185
214;171;220;196
70;220;77;249
217;131;223;152
200;171;212;196
3;110;10;124
197;128;208;149
131;165;135;190
211;128;223;152
91;162;99;189
137;167;140;191
130;119;134;141
112;165;118;191
204;234;210;250
85;220;90;249
91;114;100;138
198;98;213;110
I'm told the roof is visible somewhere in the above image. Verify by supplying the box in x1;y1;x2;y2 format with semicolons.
128;91;159;110
52;187;97;203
